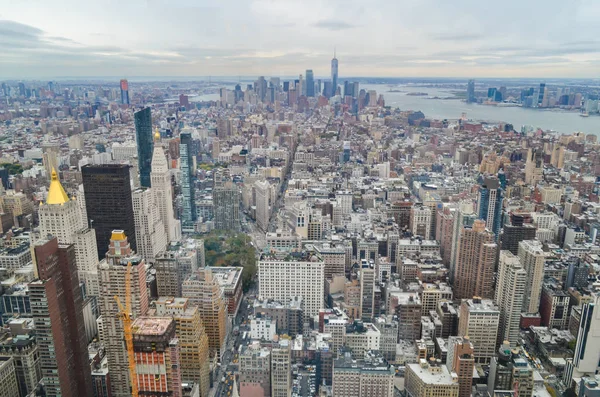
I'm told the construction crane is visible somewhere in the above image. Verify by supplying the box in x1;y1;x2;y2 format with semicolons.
114;262;138;397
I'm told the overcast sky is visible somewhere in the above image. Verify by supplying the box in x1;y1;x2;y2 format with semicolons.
1;0;600;79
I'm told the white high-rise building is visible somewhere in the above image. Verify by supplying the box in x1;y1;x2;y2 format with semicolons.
567;293;600;383
39;169;100;295
254;180;270;232
258;251;324;317
495;251;527;347
336;191;352;215
151;141;181;241
132;188;168;262
458;298;500;364
410;204;432;239
518;240;545;314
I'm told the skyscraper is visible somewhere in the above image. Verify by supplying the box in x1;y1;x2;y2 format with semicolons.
254;180;270;232
467;79;475;103
567;293;600;381
538;82;546;105
258;250;325;317
458;298;500;364
495;251;527;347
447;336;475;397
306;69;315;97
134;107;153;188
360;261;375;322
518;240;545;314
477;175;503;237
131;317;182;396
180;131;196;228
182;268;227;360
449;201;476;281
154;297;210;397
82;164;137;258
29;238;93;397
499;213;537;255
98;231;149;397
120;79;129;105
151;132;181;241
524;148;544;186
39;169;100;296
213;181;240;231
453;219;497;300
271;340;292;397
132;188;167;262
331;50;339;98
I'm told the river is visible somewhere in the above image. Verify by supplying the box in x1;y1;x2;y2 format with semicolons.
360;84;599;136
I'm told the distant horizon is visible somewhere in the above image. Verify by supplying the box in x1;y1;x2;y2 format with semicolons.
2;76;600;84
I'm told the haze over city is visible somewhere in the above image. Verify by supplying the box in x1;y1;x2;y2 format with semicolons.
1;2;600;397
2;0;600;78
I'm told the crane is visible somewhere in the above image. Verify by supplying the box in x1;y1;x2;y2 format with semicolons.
114;262;138;397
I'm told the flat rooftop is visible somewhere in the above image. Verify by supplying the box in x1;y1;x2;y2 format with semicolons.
132;317;173;336
209;266;243;287
407;362;457;385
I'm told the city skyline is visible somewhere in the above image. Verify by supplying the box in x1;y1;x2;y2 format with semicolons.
1;0;600;79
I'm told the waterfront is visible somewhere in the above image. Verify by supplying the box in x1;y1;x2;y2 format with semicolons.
361;84;600;136
192;82;599;136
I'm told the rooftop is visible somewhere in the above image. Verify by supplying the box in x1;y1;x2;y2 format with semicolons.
209;266;243;287
46;168;70;205
132;317;173;336
407;360;458;385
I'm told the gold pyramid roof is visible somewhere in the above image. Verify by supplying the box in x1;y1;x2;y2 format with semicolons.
46;168;70;205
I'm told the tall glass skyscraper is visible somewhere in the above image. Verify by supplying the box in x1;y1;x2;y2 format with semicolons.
477;176;504;238
81;164;137;258
306;69;315;97
180;131;196;227
134;107;153;188
331;51;338;98
467;80;476;103
120;79;129;105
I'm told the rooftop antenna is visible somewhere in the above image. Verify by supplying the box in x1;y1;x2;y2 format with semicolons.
334;46;336;58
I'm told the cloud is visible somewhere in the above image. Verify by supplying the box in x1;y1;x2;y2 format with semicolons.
1;0;600;78
0;20;43;38
432;33;483;42
312;20;358;31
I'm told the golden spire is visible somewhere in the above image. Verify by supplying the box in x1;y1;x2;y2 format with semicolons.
46;168;70;205
154;127;161;142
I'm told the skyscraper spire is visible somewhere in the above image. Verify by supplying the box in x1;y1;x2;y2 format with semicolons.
47;167;70;205
334;46;336;59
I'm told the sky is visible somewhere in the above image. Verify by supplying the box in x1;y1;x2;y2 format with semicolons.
1;0;600;79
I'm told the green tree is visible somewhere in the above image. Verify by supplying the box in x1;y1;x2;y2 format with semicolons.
0;163;23;175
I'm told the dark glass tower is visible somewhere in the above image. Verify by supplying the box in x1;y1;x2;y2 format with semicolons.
467;79;476;103
306;69;315;97
82;164;137;257
180;132;196;227
134;107;153;187
29;238;93;397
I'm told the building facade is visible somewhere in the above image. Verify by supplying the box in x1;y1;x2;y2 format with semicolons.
29;238;93;397
82;164;137;258
258;251;325;317
134;107;153;188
